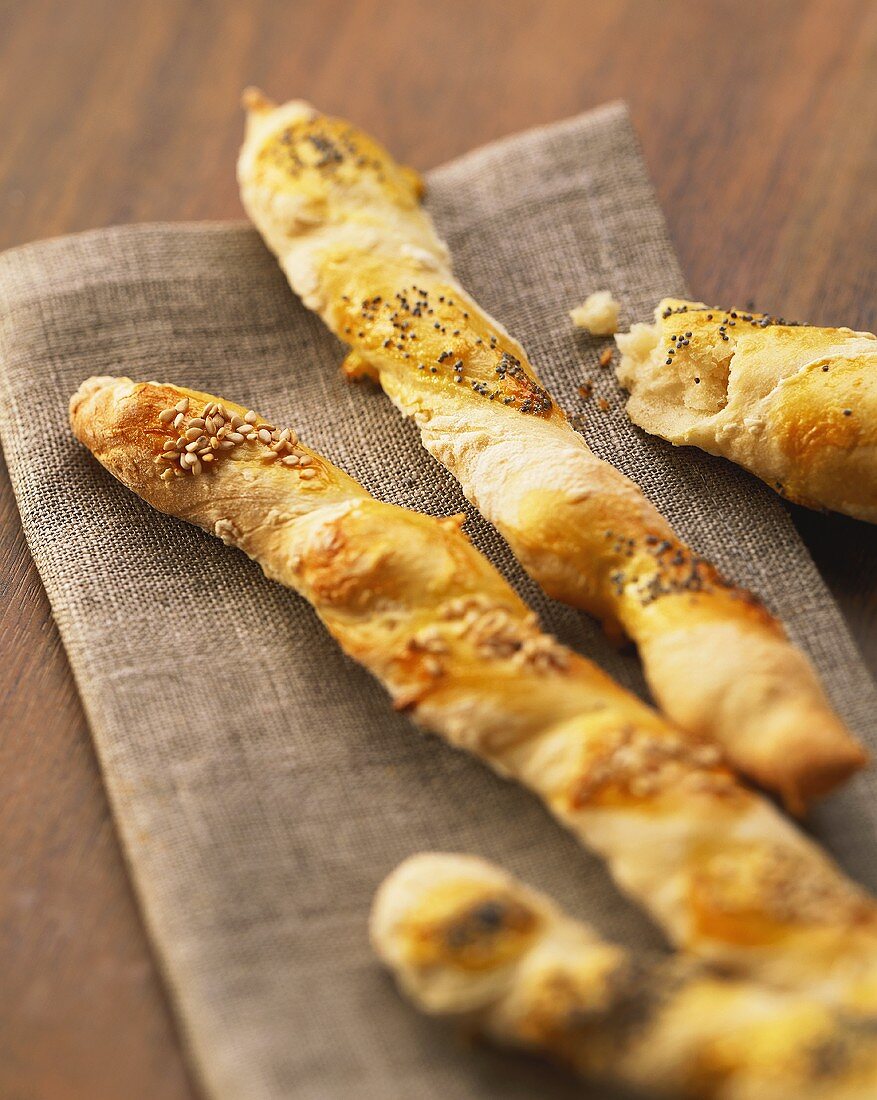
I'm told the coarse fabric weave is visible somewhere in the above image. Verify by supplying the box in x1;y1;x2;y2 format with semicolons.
1;103;875;1100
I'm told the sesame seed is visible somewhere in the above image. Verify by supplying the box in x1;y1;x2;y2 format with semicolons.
244;410;258;424
159;408;176;423
156;396;308;483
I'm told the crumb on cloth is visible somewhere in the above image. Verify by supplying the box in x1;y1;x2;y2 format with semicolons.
569;291;620;336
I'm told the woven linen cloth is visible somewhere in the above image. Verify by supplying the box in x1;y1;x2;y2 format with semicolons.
1;102;876;1100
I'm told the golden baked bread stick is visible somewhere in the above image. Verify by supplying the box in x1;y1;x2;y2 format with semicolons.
71;376;877;998
236;91;866;810
373;853;877;1100
616;299;877;522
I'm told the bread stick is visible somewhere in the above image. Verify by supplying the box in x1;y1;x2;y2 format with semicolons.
373;853;877;1100
616;299;877;522
70;376;877;998
236;91;866;810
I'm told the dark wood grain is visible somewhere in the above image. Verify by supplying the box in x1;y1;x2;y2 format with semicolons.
1;1;875;1097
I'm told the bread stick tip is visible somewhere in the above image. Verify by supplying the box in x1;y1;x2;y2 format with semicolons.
69;375;118;422
780;739;870;816
241;86;276;113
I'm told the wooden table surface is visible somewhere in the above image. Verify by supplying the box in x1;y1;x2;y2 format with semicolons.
1;1;875;1097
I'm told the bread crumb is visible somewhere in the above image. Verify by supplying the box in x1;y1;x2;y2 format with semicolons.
597;397;610;412
599;346;614;368
577;381;593;399
569;291;620;336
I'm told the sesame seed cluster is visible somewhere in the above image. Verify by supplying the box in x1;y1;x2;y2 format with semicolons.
406;594;569;680
698;846;871;927
439;895;537;956
656;303;858;459
603;529;739;608
660;303;804;369
599;529;771;618
341;286;553;416
661;302;803;327
269;124;388;180
570;726;732;808
154;396;317;481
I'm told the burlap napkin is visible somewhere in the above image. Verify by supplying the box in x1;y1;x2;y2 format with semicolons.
1;102;875;1100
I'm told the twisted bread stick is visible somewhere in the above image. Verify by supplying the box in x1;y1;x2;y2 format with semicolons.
236;90;866;810
70;376;877;999
616;299;877;522
372;854;877;1100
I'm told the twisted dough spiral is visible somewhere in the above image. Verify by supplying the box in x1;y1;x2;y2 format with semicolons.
373;853;877;1100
